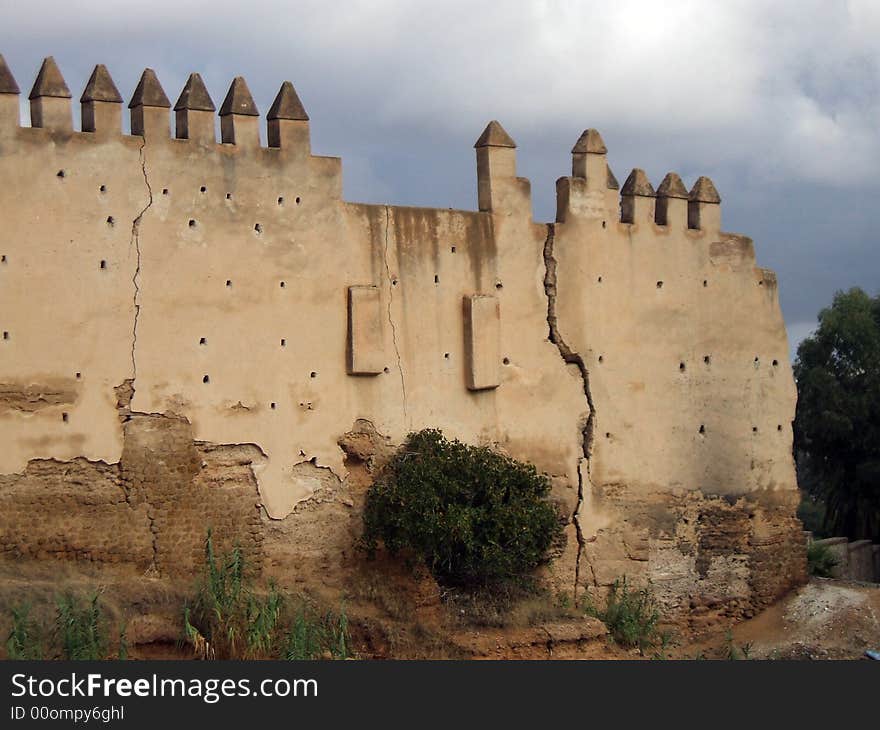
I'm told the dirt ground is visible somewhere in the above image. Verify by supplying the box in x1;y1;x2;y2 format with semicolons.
0;559;877;660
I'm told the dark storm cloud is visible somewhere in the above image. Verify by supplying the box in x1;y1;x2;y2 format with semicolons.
2;0;878;356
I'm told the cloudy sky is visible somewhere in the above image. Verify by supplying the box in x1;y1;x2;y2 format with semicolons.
3;0;878;357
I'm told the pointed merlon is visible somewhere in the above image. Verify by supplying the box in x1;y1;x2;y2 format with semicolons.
572;128;606;155
174;73;215;112
0;54;20;94
621;168;655;197
220;77;259;116
656;172;688;199
268;81;308;121
28;56;70;100
690;176;721;203
607;165;619;190
80;64;122;104
128;69;170;109
474;120;516;148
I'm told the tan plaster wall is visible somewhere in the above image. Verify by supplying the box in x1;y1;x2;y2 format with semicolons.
0;77;804;611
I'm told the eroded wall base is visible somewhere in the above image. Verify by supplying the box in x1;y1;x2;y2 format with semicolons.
581;486;807;628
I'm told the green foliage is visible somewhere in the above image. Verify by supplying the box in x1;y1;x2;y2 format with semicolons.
807;541;838;578
184;530;285;659
361;429;563;589
184;529;351;660
586;577;660;653
794;287;880;541
5;604;43;660
283;604;351;660
55;593;108;660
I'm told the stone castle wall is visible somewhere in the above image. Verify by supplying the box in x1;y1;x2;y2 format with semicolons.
0;55;807;617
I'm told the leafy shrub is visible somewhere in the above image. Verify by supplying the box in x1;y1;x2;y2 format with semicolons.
55;593;108;660
587;577;659;653
361;429;563;589
5;604;43;660
807;542;838;577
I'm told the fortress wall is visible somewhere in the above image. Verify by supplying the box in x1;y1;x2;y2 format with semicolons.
0;56;805;615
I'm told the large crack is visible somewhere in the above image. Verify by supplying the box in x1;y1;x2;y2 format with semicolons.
542;222;595;604
382;205;408;420
130;137;153;381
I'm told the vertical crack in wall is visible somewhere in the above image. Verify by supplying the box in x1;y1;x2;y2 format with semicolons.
382;205;408;420
129;138;153;381
542;223;595;603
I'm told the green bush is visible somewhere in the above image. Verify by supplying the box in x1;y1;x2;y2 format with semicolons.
587;577;659;653
807;542;838;577
5;604;43;660
361;429;563;589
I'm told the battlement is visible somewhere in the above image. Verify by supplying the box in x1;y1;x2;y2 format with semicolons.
0;55;727;237
0;55;320;173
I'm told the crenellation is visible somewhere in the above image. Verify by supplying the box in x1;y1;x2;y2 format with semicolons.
619;168;655;224
28;57;72;133
128;68;171;140
655;172;689;227
267;81;310;153
688;175;721;233
219;76;260;149
174;73;216;145
80;64;123;137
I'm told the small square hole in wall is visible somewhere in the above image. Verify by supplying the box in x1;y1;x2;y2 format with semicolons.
62;412;69;423
189;219;197;228
106;216;115;226
699;424;706;434
295;197;301;204
100;260;107;270
495;281;503;290
56;170;65;179
679;362;686;372
280;281;286;288
226;280;232;287
270;402;277;410
772;359;779;367
277;197;284;205
656;281;664;289
434;275;439;284
226;192;232;200
162;188;169;196
502;357;510;365
704;355;711;365
310;371;317;378
280;339;286;347
777;424;783;431
199;337;207;345
451;246;456;253
203;375;210;384
1;255;6;263
254;223;263;234
75;372;81;379
200;186;207;193
703;279;708;287
2;332;8;340
444;353;450;359
99;185;106;193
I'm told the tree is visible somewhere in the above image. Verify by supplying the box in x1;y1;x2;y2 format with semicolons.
793;287;880;541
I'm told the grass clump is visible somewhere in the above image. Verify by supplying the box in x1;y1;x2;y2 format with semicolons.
807;542;838;578
55;593;109;660
6;604;43;660
184;529;351;660
586;577;660;654
361;429;563;591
